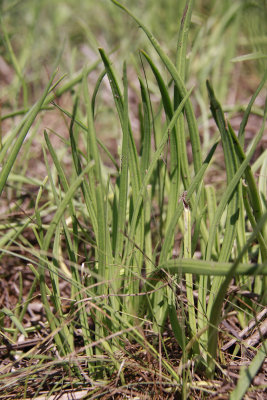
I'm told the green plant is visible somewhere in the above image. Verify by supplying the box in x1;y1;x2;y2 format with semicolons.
1;0;266;398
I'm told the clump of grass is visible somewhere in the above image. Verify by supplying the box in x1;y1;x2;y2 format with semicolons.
0;0;267;398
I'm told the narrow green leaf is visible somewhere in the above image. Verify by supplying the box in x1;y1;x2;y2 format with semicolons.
238;69;267;147
160;140;218;264
126;87;194;260
44;59;101;106
231;52;267;63
50;101;119;171
140;51;173;120
0;70;57;196
1;307;28;338
114;63;129;278
43;162;94;253
228;121;263;225
158;259;267;277
184;205;197;342
139;76;152;179
230;338;267;400
110;0;202;176
206;88;267;262
207;212;267;377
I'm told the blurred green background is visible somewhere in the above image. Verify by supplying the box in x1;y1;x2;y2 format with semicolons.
1;0;266;106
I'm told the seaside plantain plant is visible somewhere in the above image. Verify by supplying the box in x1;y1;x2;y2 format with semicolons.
1;0;266;397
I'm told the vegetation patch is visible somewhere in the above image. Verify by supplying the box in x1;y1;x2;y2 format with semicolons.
0;0;266;398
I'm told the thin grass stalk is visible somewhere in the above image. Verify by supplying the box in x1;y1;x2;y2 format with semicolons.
229;120;263;226
91;69;106;116
12;272;23;340
128;88;193;262
54;224;74;352
98;49;144;278
259;158;267;305
206;95;267;263
206;81;240;262
83;72;102;186
259;157;267;238
234;178;252;326
50;101;119;171
98;53;142;318
0;70;57;197
212;2;242;101
205;82;242;366
110;0;202;177
207;212;267;377
94;184;108;340
121;88;194;330
138;76;153;276
138;141;218;323
39;162;94;356
159;140;218;265
154;139;218;331
83;71;115;338
1;19;28;108
230;338;267;400
61;216;91;354
183;200;198;349
139;77;152;180
44;59;101;106
140;49;175;237
168;287;186;352
124;74;146;317
144;185;153;275
238;68;267;147
42;149;74;352
141;51;208;255
113;62;129;277
197;186;218;350
99;64;129;322
153;259;267;279
139;256;267;321
173;0;193;192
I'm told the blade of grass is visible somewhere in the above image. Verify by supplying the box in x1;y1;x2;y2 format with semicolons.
238;68;267;147
173;0;193;192
206;84;241;361
1;18;28;108
139;76;152;180
206;80;240;264
114;63;130;262
42;148;74;353
229;118;263;226
159;140;218;264
207;212;267;377
39;161;94;356
98;50;143;276
110;0;202;177
44;59;101;106
205;90;267;263
184;202;198;348
0;307;28;338
141;141;218;328
112;63;130;309
51;101;119;171
230;338;267;399
153;259;267;278
0;70;57;197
